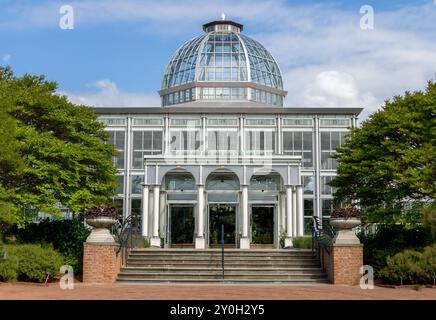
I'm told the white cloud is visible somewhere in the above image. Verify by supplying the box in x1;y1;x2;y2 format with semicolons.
2;54;11;63
61;79;160;107
3;1;436;120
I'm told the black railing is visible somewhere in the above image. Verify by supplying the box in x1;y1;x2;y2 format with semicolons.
311;216;333;256
114;215;141;266
221;223;225;280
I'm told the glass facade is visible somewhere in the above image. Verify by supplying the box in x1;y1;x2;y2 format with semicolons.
320;131;347;169
207;130;239;151
239;34;283;89
200;87;246;100
245;131;275;154
108;131;125;169
283;131;313;168
160;25;285;107
162;32;283;91
132;131;163;168
101;114;355;226
169;130;202;152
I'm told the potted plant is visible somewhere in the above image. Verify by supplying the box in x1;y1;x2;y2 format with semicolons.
85;205;118;243
330;205;362;244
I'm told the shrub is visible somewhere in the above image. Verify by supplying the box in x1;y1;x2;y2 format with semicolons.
9;217;90;274
293;236;312;249
380;245;436;285
382;249;423;285
0;244;63;282
420;245;436;285
358;224;432;277
0;246;17;281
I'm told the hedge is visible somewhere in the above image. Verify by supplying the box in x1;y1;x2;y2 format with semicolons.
0;244;64;282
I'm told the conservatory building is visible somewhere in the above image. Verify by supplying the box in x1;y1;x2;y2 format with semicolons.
94;18;362;249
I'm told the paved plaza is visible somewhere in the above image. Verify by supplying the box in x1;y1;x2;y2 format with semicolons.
0;282;434;300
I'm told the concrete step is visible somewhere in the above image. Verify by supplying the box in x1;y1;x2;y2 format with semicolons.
125;262;320;268
117;249;327;284
128;251;316;257
116;278;330;284
117;272;327;280
130;248;313;254
126;255;316;261
120;267;325;274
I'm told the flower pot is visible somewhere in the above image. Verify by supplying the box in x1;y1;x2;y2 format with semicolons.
86;217;117;243
330;218;361;245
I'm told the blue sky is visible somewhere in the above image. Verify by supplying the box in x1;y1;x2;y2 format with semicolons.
0;0;435;118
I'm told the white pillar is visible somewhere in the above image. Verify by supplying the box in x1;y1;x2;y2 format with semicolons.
141;185;149;237
297;185;304;237
150;185;161;247
292;187;297;237
285;186;293;247
195;185;205;249
240;185;250;249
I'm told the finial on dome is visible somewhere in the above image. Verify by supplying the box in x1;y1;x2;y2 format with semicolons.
221;12;226;21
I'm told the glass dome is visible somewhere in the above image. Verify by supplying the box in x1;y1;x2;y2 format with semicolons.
160;19;286;107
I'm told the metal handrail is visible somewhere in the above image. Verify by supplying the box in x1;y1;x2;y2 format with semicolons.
311;216;332;255
221;223;225;280
114;215;136;266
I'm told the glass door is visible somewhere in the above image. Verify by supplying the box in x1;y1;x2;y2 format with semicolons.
251;205;275;248
208;204;236;248
169;205;195;248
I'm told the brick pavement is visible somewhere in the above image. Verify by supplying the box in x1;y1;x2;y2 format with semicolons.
0;282;435;300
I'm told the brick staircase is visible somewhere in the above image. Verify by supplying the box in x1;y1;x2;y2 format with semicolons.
116;249;329;284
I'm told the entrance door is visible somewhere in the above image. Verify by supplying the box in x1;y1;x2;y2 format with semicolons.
170;205;194;248
208;204;236;248
251;206;275;248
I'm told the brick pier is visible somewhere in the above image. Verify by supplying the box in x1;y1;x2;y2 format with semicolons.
83;243;121;284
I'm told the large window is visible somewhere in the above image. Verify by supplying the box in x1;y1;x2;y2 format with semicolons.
320;132;347;169
303;199;314;235
200;87;246;100
107;131;125;169
169;131;202;153
131;175;143;194
283;131;313;168
321;176;336;195
303;176;315;195
207;130;239;152
132;131;163;168
165;174;196;201
115;175;124;195
245;131;275;154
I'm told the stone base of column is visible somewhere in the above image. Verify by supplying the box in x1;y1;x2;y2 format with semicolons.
83;243;120;284
239;237;250;249
150;237;161;248
284;237;293;248
330;244;363;285
195;237;206;249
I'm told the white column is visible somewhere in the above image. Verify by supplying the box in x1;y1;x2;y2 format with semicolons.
195;185;205;249
150;185;161;247
297;185;304;237
292;187;297;237
141;185;149;237
285;186;293;247
240;185;250;249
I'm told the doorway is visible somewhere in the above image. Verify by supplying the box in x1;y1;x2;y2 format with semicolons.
251;205;275;248
208;204;236;248
169;205;195;248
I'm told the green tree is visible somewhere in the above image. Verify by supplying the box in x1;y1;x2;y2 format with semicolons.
330;81;436;224
0;66;117;228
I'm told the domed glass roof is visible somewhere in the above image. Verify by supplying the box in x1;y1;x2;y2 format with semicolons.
162;32;283;90
160;19;286;107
